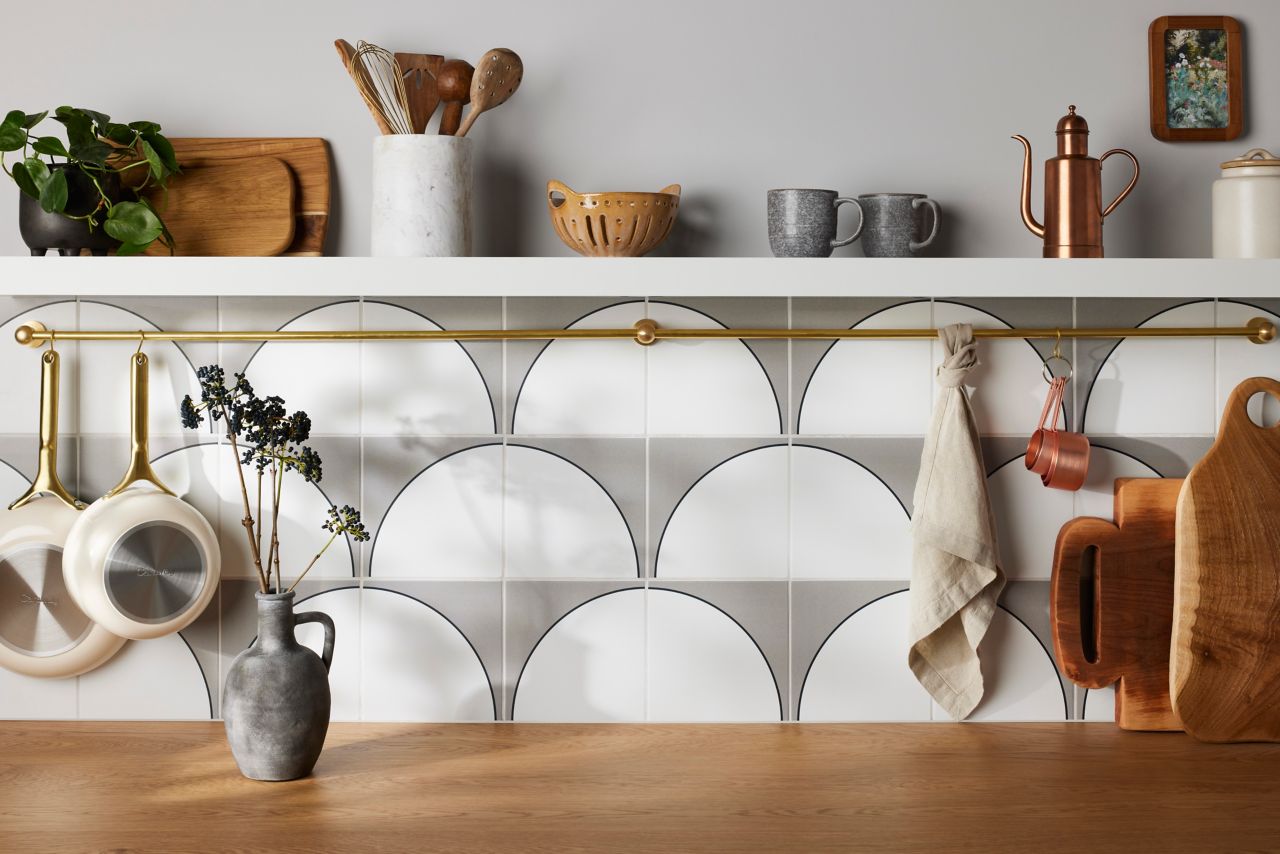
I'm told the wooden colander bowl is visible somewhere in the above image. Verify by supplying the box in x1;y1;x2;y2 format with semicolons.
547;180;681;257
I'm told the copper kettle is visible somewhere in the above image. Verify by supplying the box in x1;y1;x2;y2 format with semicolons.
1012;106;1139;258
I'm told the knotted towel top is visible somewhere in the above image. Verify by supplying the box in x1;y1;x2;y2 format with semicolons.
935;323;978;389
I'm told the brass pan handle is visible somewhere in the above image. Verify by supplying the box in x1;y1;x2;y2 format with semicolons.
105;351;174;499
9;349;82;511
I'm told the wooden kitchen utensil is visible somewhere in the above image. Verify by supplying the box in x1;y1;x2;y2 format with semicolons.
350;41;414;135
436;59;473;136
137;157;295;256
1172;376;1280;743
1051;477;1183;731
395;52;444;133
165;138;332;255
335;38;393;136
456;48;522;138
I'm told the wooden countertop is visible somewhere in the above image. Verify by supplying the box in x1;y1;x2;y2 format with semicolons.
1;722;1277;853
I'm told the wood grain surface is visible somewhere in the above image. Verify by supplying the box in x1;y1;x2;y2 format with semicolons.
139;157;295;257
1051;477;1183;731
167;138;332;256
1;722;1279;853
1173;376;1280;742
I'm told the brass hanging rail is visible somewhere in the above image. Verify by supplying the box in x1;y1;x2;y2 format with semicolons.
12;317;1277;347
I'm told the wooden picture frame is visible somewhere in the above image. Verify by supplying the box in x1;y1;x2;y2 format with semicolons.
1148;15;1243;141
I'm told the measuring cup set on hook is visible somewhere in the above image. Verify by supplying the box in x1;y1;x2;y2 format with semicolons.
1025;331;1091;491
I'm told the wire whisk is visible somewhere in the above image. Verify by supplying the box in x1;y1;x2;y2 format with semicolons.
349;41;414;135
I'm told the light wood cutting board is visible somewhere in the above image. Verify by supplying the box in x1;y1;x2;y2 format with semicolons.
166;138;331;255
1172;376;1280;742
140;157;295;256
1051;477;1183;731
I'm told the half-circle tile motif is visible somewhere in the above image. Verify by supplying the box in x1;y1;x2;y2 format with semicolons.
294;587;495;722
513;589;780;722
78;634;211;719
0;301;79;435
1216;301;1280;426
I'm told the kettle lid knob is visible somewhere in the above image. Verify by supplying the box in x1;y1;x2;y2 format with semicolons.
1056;105;1089;135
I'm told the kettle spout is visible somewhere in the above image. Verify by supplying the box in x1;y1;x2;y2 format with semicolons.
1012;135;1045;238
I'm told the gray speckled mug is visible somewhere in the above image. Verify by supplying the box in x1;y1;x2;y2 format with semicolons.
767;189;864;257
857;193;941;257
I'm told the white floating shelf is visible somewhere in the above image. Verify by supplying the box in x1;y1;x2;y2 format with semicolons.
0;256;1276;299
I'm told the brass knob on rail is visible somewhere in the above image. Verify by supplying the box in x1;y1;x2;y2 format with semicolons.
14;321;46;348
634;319;658;346
1249;317;1277;344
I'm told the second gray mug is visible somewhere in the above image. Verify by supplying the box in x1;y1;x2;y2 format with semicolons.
857;193;940;257
767;189;864;258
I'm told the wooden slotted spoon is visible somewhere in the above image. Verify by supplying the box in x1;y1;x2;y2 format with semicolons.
455;48;523;138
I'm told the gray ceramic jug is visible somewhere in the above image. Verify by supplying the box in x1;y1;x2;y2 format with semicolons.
767;189;864;257
857;193;940;257
223;592;334;781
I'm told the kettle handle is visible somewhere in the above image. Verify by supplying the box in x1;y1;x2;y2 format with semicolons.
1100;149;1140;218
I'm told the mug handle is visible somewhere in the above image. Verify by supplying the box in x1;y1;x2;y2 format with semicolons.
295;611;336;673
830;197;864;249
909;198;940;252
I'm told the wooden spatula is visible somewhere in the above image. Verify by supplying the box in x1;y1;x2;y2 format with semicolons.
456;48;522;138
395;52;444;133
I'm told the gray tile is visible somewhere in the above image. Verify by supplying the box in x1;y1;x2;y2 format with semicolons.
368;579;502;721
0;435;80;500
1090;437;1212;479
791;580;905;720
77;433;205;500
509;437;644;579
505;297;645;434
652;579;788;720
792;297;930;435
362;436;501;579
649;437;787;579
651;297;788;433
503;579;639;721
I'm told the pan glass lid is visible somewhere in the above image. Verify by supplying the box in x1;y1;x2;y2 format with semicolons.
0;544;93;657
105;522;207;624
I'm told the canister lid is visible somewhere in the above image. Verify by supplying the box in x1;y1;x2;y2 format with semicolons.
1055;105;1089;135
1221;148;1280;169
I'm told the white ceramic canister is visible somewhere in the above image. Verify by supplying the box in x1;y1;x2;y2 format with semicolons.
1213;149;1280;258
371;135;473;257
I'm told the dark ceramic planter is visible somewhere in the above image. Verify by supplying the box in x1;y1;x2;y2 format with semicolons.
17;164;121;256
223;591;335;781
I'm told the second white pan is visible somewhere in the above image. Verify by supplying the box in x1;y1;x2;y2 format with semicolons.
64;351;220;640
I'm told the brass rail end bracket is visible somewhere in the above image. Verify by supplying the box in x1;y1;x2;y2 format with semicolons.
15;321;46;348
1249;316;1278;344
633;319;658;346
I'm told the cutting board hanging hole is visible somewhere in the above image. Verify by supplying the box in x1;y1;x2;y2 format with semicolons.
1245;391;1280;428
1079;545;1100;665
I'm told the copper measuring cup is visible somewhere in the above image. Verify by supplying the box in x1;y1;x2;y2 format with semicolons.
1025;342;1090;491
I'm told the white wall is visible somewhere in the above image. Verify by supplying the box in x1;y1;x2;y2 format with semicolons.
1;0;1274;258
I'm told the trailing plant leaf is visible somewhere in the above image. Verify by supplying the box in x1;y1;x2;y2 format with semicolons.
114;241;148;256
38;168;67;213
128;120;161;135
24;156;50;188
102;122;136;146
21;111;47;129
79;108;111;129
104;200;163;245
0;121;25;152
140;139;165;180
31;136;68;157
10;161;38;199
142;132;178;176
68;139;112;165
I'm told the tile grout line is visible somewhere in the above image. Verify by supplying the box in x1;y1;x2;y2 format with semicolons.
74;295;81;719
357;296;365;721
785;295;794;721
643;295;650;723
500;295;509;720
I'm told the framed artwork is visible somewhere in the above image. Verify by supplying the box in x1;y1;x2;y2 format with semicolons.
1148;15;1244;141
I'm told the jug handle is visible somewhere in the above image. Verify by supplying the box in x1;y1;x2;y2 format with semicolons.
1100;149;1140;217
295;611;336;673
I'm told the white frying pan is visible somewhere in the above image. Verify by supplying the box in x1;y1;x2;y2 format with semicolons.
0;350;125;677
64;351;220;640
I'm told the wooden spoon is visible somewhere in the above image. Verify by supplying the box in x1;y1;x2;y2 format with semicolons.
455;48;523;138
436;59;473;136
395;53;444;133
335;38;393;135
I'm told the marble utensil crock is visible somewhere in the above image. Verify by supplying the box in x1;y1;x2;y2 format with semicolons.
223;591;335;781
857;193;941;257
767;189;864;257
371;135;473;256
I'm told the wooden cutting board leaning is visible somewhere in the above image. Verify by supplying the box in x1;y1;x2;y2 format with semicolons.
139;157;295;257
151;138;332;256
1051;477;1183;731
1172;376;1280;743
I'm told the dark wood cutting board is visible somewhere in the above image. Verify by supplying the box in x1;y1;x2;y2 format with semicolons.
167;138;331;255
1173;376;1280;743
1051;477;1183;731
140;157;295;257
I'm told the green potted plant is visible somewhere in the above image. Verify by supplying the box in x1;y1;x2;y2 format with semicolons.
0;107;178;255
180;366;369;781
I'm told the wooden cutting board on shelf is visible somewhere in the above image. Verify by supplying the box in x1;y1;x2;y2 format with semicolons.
1173;376;1280;743
139;157;295;256
1051;477;1183;731
166;138;331;255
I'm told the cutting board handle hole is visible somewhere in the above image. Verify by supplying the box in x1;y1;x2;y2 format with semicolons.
1080;545;1100;664
1245;391;1280;429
